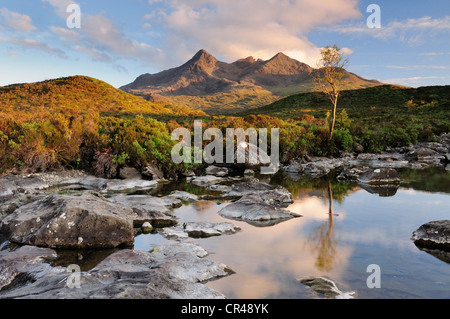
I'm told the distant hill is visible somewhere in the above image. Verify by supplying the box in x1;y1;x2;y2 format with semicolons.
237;84;450;138
0;75;206;121
120;49;382;114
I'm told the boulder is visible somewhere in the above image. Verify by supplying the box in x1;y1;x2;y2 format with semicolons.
223;182;293;207
0;194;135;249
183;222;241;238
218;201;300;226
119;167;142;180
301;158;344;178
412;220;450;251
168;191;199;202
205;166;229;177
187;175;226;187
103;179;158;193
357;168;400;185
299;276;356;299
107;194;180;227
141;222;153;234
141;165;164;180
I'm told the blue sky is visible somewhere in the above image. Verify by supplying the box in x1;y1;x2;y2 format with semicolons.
0;0;449;88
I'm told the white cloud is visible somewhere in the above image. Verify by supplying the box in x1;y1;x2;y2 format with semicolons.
384;76;448;86
43;0;362;71
0;36;67;58
151;0;362;66
334;16;450;43
0;8;36;32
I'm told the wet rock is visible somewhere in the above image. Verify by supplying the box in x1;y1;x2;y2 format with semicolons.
0;245;58;291
168;191;199;202
218;201;300;226
412;220;450;251
336;167;368;181
283;163;302;174
57;175;109;191
299;276;356;299
141;222;153;234
357;168;400;185
223;182;293;207
301;158;344;178
141;165;164;180
187;175;226;187
0;175;49;202
103;179;158;193
0;194;135;249
119;167;142;180
0;193;45;215
205;166;229;177
160;227;190;240
244;169;255;176
183;222;241;238
0;243;231;299
107;194;180;227
408;147;437;162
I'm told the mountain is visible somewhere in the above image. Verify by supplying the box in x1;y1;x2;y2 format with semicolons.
121;49;382;114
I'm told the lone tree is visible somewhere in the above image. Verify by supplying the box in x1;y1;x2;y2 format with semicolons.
314;45;349;139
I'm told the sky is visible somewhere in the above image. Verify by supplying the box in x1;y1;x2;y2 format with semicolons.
0;0;449;88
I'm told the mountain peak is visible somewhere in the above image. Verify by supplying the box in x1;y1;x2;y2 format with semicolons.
190;49;217;63
269;52;292;61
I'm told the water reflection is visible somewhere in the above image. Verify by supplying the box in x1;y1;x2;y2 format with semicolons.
134;166;450;299
308;182;338;272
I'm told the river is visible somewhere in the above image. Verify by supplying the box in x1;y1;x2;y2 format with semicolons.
133;167;450;299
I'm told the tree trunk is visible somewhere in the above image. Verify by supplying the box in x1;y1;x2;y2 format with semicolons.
330;99;338;138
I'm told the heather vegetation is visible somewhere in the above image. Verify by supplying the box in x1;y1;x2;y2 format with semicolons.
0;76;205;177
239;84;450;155
0;75;448;178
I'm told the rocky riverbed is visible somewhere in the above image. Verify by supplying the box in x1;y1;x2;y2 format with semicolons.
0;133;449;299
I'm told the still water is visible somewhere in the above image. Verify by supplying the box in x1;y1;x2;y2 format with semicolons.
135;167;450;299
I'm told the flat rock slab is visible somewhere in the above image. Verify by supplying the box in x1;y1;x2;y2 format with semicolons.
0;243;231;299
168;191;199;202
0;176;49;202
183;222;241;238
0;245;58;291
0;194;135;249
218;201;300;227
107;194;180;227
223;182;293;207
160;222;241;240
412;220;450;251
187;175;227;187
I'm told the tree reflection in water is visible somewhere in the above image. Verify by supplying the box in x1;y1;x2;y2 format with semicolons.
309;181;338;272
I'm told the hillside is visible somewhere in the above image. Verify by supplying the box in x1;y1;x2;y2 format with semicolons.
237;85;450;153
0;76;207;175
121;49;381;114
0;75;206;120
